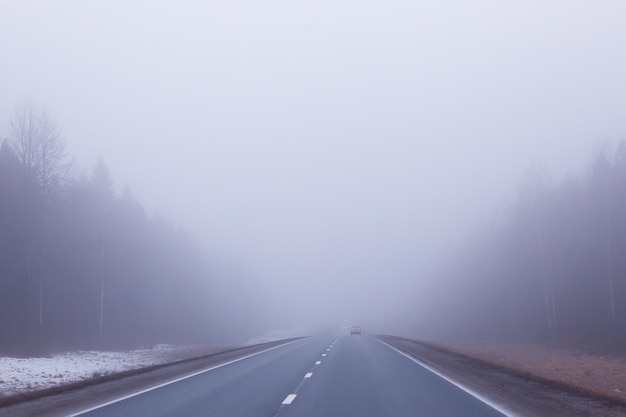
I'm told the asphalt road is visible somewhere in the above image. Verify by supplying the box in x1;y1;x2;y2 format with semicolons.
71;335;507;417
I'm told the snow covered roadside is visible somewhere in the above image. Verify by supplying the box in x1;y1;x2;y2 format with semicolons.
0;344;229;398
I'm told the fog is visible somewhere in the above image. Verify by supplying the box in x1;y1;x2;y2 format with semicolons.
2;1;626;344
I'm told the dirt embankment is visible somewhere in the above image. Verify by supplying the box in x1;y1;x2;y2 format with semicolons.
379;335;626;417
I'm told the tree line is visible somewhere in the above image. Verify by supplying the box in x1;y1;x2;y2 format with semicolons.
429;141;626;347
0;102;216;352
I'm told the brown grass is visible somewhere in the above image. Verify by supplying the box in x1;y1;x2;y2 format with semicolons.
445;340;626;401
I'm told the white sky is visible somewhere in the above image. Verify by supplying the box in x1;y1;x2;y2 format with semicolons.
2;1;626;334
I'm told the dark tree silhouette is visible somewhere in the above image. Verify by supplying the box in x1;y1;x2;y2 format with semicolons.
427;140;626;348
0;105;219;352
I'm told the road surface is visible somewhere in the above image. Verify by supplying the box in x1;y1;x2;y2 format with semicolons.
71;335;507;417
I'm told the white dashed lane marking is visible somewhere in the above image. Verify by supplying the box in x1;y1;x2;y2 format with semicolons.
279;338;338;409
282;394;297;405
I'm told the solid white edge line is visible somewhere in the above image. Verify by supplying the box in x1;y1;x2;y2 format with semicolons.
282;394;297;404
304;372;313;378
69;339;305;417
378;340;519;417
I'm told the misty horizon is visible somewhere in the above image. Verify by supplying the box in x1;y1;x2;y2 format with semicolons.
2;1;626;345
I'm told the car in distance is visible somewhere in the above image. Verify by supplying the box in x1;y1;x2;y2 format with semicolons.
350;326;362;335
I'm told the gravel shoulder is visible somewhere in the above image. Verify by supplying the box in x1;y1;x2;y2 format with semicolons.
0;338;303;417
378;335;626;417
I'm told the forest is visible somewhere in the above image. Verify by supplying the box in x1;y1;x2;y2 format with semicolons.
431;140;626;348
0;103;217;352
4;101;626;353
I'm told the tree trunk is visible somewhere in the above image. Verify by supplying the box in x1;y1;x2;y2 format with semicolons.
99;241;105;341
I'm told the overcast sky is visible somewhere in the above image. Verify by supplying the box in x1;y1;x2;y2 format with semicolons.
2;1;626;335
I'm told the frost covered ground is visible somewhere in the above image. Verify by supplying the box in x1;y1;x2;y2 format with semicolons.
0;344;229;398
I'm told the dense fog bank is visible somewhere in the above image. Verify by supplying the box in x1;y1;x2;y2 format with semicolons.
418;142;626;348
0;105;249;351
4;102;626;353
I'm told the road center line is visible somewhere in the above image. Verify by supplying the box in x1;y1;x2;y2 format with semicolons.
282;394;297;405
276;339;337;412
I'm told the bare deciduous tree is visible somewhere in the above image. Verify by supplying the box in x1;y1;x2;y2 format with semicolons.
8;100;72;338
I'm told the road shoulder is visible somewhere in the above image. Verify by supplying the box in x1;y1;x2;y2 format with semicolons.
378;335;626;417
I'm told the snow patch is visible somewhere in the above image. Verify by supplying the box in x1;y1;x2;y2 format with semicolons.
0;344;226;397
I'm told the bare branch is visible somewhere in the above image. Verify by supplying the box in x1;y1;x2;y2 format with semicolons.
7;100;72;200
